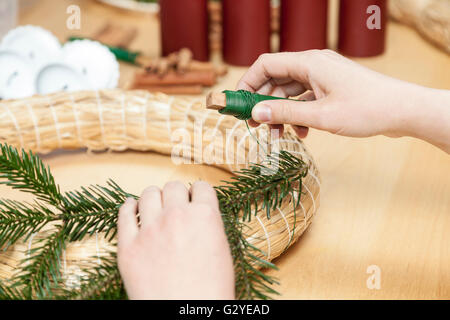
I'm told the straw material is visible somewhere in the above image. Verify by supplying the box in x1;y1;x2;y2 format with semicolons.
0;89;320;287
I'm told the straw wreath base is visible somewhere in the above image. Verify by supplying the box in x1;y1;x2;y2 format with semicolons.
0;89;321;287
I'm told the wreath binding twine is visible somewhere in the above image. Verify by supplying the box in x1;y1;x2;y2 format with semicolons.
0;89;320;299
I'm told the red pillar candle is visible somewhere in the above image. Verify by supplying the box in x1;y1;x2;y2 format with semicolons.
338;0;388;57
222;0;271;66
280;0;328;52
160;0;209;61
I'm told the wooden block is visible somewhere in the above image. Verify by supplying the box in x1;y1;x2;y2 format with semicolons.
206;92;226;110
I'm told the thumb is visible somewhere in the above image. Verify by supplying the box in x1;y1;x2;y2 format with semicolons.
252;99;326;129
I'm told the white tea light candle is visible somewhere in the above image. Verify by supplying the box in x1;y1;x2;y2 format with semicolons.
35;63;89;95
62;40;119;90
0;50;35;100
1;25;62;70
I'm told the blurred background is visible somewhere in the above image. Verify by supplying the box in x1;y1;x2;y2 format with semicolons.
1;0;448;97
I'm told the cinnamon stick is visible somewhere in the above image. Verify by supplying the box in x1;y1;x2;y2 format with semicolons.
134;70;217;87
190;61;228;76
137;53;226;76
132;84;204;95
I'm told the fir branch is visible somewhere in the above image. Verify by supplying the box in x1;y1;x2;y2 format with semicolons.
62;180;135;242
58;253;126;300
0;199;58;249
223;213;279;300
0;144;62;206
0;143;309;300
215;151;308;222
216;151;308;299
0;280;31;300
12;228;65;299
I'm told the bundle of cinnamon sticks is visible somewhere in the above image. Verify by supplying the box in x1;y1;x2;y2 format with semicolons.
132;48;227;95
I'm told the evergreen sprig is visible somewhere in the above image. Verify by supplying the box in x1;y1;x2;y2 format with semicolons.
13;228;65;299
216;151;308;299
0;143;308;300
62;180;134;242
0;279;31;300
216;151;307;221
57;253;126;300
0;144;62;206
0;199;58;249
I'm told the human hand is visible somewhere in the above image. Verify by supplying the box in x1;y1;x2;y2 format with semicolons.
237;50;448;144
117;181;235;300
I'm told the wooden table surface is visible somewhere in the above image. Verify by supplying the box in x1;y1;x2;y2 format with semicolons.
7;0;450;299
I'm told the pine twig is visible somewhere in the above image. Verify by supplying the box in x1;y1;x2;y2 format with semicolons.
62;180;135;242
216;151;308;299
216;151;308;222
0;144;62;206
58;253;126;300
0;279;31;300
0;199;58;249
12;228;65;299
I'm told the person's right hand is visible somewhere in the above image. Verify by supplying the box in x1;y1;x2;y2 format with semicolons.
236;50;450;153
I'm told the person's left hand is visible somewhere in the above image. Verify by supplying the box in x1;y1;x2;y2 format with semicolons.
117;181;235;300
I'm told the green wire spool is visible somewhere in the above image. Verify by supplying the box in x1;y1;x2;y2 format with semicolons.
219;90;294;120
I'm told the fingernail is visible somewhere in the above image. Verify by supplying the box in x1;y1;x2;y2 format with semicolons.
252;104;272;123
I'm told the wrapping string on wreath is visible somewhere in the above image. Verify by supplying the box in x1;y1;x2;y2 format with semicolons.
69;93;83;144
95;90;106;148
3;103;24;148
27;103;41;151
206;89;308;256
48;97;63;149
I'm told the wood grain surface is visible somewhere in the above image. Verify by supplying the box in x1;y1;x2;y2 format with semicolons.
2;0;449;299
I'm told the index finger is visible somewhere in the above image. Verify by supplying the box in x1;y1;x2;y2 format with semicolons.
117;198;139;248
236;52;311;93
